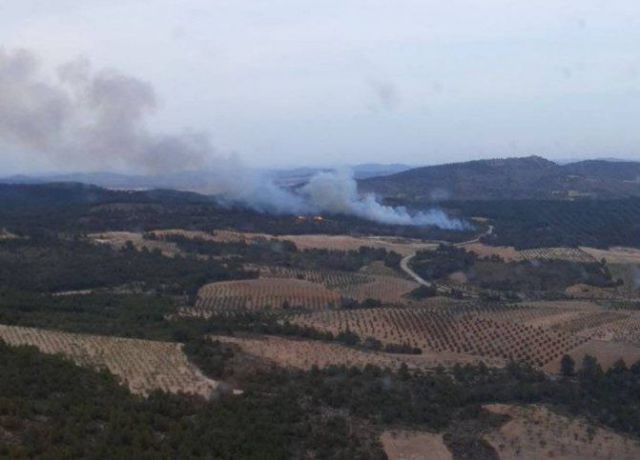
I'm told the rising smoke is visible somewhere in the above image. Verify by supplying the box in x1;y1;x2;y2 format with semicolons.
0;48;466;230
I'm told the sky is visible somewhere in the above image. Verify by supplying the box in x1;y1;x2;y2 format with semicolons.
0;0;639;173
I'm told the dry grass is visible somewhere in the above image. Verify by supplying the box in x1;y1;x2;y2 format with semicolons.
210;334;496;371
89;231;180;257
0;324;217;397
483;404;640;460
189;278;342;316
381;430;452;460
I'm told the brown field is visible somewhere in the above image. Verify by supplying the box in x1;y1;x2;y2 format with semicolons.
551;311;630;334
381;430;452;460
483;404;640;460
90;231;180;257
0;324;217;397
544;340;640;373
211;334;500;371
190;278;342;316
581;246;640;264
292;306;583;367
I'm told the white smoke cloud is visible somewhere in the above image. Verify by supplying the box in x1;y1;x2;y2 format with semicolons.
301;170;468;229
0;47;467;230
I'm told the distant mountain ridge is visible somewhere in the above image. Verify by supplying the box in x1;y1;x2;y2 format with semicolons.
0;163;413;191
359;156;640;201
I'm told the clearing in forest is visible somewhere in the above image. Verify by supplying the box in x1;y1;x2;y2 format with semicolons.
0;324;217;397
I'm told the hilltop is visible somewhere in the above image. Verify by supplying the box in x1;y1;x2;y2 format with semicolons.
359;156;640;201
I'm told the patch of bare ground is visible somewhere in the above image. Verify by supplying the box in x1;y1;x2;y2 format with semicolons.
0;324;218;397
483;404;640;460
210;335;493;371
565;283;619;300
581;246;640;265
188;278;342;316
543;339;640;373
89;231;180;257
381;430;453;460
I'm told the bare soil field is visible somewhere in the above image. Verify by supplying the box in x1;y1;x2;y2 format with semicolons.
90;231;180;257
190;278;342;316
381;430;453;460
0;324;217;397
210;334;498;371
565;283;619;299
483;404;640;460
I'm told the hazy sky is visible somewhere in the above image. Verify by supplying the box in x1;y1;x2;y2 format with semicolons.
1;0;639;172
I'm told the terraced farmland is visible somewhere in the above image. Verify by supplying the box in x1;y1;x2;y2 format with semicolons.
0;324;217;397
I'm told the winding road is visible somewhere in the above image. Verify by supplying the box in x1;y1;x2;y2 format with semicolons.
399;225;494;290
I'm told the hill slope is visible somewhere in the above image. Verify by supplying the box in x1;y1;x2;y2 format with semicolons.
359;156;640;201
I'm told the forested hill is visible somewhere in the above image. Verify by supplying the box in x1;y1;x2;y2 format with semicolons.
359;156;640;201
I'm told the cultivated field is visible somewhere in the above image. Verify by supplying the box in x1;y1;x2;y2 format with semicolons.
255;266;419;303
190;278;342;315
0;324;218;397
519;247;596;263
211;334;497;371
483;404;640;460
292;306;582;367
